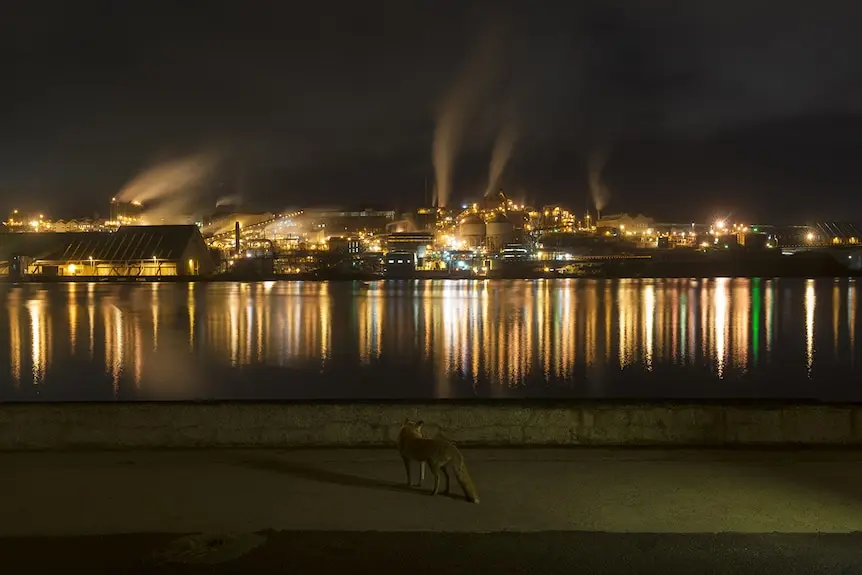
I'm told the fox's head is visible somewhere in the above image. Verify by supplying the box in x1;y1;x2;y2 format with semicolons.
401;418;424;436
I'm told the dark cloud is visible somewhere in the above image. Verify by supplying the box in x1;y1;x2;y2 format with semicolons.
0;0;860;220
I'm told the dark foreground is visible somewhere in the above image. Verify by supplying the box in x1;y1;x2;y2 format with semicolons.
2;531;862;573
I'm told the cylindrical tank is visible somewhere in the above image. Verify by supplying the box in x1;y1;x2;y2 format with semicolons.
486;212;514;252
458;213;486;248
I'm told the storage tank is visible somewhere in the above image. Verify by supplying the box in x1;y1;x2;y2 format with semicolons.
486;212;514;253
459;213;486;248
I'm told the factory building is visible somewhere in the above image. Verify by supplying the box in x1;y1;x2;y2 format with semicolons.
385;251;416;275
304;208;396;235
386;231;434;258
0;225;214;279
108;198;144;226
328;236;363;254
597;213;655;233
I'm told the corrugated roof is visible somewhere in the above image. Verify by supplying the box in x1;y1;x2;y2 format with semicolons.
0;225;203;262
814;222;862;238
0;232;77;260
49;226;201;261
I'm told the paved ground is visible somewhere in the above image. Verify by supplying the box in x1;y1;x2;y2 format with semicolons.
3;448;862;572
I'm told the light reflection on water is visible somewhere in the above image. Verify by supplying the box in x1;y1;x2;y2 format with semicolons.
0;278;860;401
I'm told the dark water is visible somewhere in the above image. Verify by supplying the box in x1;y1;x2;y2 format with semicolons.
0;278;860;402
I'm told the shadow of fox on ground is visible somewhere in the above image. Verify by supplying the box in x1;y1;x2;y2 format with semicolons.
237;456;462;500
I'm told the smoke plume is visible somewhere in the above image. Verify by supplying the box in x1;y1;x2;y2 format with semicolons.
117;152;219;205
485;121;519;198
215;194;243;208
432;21;508;207
116;152;220;224
588;148;611;213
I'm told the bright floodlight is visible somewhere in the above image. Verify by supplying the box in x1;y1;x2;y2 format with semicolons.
806;232;815;241
714;220;726;230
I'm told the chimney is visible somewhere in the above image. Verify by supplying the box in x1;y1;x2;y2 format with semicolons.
234;221;241;255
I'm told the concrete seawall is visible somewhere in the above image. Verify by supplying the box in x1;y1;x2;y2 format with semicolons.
2;402;862;450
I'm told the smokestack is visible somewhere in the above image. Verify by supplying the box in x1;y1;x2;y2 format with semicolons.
234;221;241;255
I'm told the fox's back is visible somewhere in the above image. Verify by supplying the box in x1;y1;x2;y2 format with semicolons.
400;429;456;463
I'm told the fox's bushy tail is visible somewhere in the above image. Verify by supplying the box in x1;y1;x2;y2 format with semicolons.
453;454;480;504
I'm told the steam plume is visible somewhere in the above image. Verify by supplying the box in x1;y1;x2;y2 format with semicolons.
216;194;243;208
117;152;219;205
485;121;519;197
117;152;220;224
432;21;507;207
588;148;611;214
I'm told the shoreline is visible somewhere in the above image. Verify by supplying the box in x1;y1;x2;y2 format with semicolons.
2;271;861;283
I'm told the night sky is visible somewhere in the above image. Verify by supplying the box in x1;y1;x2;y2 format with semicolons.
1;0;861;223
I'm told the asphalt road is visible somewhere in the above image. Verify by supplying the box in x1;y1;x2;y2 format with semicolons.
2;531;862;574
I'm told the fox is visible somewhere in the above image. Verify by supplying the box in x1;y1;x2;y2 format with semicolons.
396;418;480;504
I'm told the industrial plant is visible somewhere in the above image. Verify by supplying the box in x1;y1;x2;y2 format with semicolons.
1;187;861;282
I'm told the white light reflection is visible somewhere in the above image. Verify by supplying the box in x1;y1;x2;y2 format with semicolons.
732;280;750;370
228;287;240;366
618;281;634;369
643;281;655;370
67;283;77;352
319;282;331;360
9;292;21;386
805;279;816;377
476;283;487;386
255;288;264;363
188;283;195;351
714;278;729;378
27;298;49;385
538;280;551;379
111;304;124;394
87;283;95;359
151;283;159;351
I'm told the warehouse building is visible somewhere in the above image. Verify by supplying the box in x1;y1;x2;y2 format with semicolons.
0;225;214;279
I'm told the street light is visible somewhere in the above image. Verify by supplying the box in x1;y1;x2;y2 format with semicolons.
806;232;815;242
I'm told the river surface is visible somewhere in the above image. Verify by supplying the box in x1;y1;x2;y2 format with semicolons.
0;278;860;402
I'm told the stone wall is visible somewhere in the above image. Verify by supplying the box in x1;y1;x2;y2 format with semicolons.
0;402;860;450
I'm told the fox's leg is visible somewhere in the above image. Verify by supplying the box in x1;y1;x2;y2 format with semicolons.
431;466;441;496
402;456;412;486
441;466;451;495
417;461;426;487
